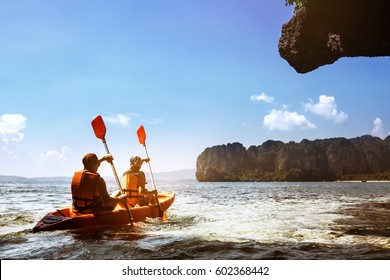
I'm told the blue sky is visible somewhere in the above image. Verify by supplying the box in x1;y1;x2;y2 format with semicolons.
1;0;390;177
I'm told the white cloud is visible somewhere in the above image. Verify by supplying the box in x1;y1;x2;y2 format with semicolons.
103;113;132;127
250;92;276;104
0;114;27;144
141;118;164;125
263;108;316;131
304;95;348;123
39;146;74;162
371;117;389;139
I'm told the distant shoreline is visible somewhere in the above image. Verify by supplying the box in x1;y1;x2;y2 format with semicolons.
337;180;390;183
0;169;197;183
2;174;390;184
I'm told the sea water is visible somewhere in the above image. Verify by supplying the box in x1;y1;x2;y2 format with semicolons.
0;180;389;259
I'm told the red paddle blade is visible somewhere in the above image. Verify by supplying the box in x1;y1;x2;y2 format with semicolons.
137;125;146;145
91;115;106;140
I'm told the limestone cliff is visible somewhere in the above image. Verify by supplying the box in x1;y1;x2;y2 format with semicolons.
196;135;390;181
279;0;390;73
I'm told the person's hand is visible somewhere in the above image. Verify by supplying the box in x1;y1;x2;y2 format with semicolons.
143;157;150;163
100;154;114;163
117;194;127;200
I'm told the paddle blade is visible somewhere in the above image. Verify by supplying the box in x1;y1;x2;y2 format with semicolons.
161;211;167;221
91;115;106;140
137;125;146;145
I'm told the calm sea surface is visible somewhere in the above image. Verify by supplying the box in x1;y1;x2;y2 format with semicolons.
0;180;389;260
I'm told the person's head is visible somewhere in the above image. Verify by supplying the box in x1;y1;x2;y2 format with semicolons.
130;156;142;171
82;153;100;172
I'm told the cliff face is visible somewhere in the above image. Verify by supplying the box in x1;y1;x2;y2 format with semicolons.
196;143;251;182
279;0;390;73
196;135;390;181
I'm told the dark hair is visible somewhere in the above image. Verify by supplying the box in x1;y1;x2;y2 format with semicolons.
82;153;98;169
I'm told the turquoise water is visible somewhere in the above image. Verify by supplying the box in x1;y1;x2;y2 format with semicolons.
1;180;389;259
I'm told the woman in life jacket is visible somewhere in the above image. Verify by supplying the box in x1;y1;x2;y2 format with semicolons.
71;153;126;214
122;156;157;206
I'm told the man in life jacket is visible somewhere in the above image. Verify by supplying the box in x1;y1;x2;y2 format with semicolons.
122;156;157;206
71;153;126;214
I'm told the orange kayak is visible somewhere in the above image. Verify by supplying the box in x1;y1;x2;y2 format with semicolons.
33;192;175;232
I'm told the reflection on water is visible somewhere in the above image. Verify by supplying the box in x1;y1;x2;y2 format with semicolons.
0;181;390;259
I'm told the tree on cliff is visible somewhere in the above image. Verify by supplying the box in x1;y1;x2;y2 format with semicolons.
285;0;307;9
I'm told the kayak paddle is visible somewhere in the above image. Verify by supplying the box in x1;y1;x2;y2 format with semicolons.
136;125;164;217
91;115;134;225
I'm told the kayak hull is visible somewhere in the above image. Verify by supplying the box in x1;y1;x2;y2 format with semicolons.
33;192;175;232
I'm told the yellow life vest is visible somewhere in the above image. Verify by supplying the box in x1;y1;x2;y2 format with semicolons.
122;172;145;206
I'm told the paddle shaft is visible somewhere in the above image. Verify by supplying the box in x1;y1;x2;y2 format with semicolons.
143;144;163;216
102;140;123;192
102;138;134;225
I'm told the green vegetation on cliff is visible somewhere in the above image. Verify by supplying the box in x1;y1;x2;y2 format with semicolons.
285;0;307;9
196;135;390;182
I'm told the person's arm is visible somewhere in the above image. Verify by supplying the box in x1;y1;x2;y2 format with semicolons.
97;177;124;207
98;154;113;164
139;185;157;195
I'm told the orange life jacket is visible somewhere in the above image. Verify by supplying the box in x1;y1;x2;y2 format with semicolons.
122;171;144;206
71;170;101;213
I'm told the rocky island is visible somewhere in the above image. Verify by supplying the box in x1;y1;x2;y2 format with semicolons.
196;135;390;182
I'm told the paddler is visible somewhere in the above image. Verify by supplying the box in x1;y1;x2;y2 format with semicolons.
71;153;126;214
121;156;157;206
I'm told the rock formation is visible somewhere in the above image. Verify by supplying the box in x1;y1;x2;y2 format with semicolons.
196;135;390;181
279;0;390;73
